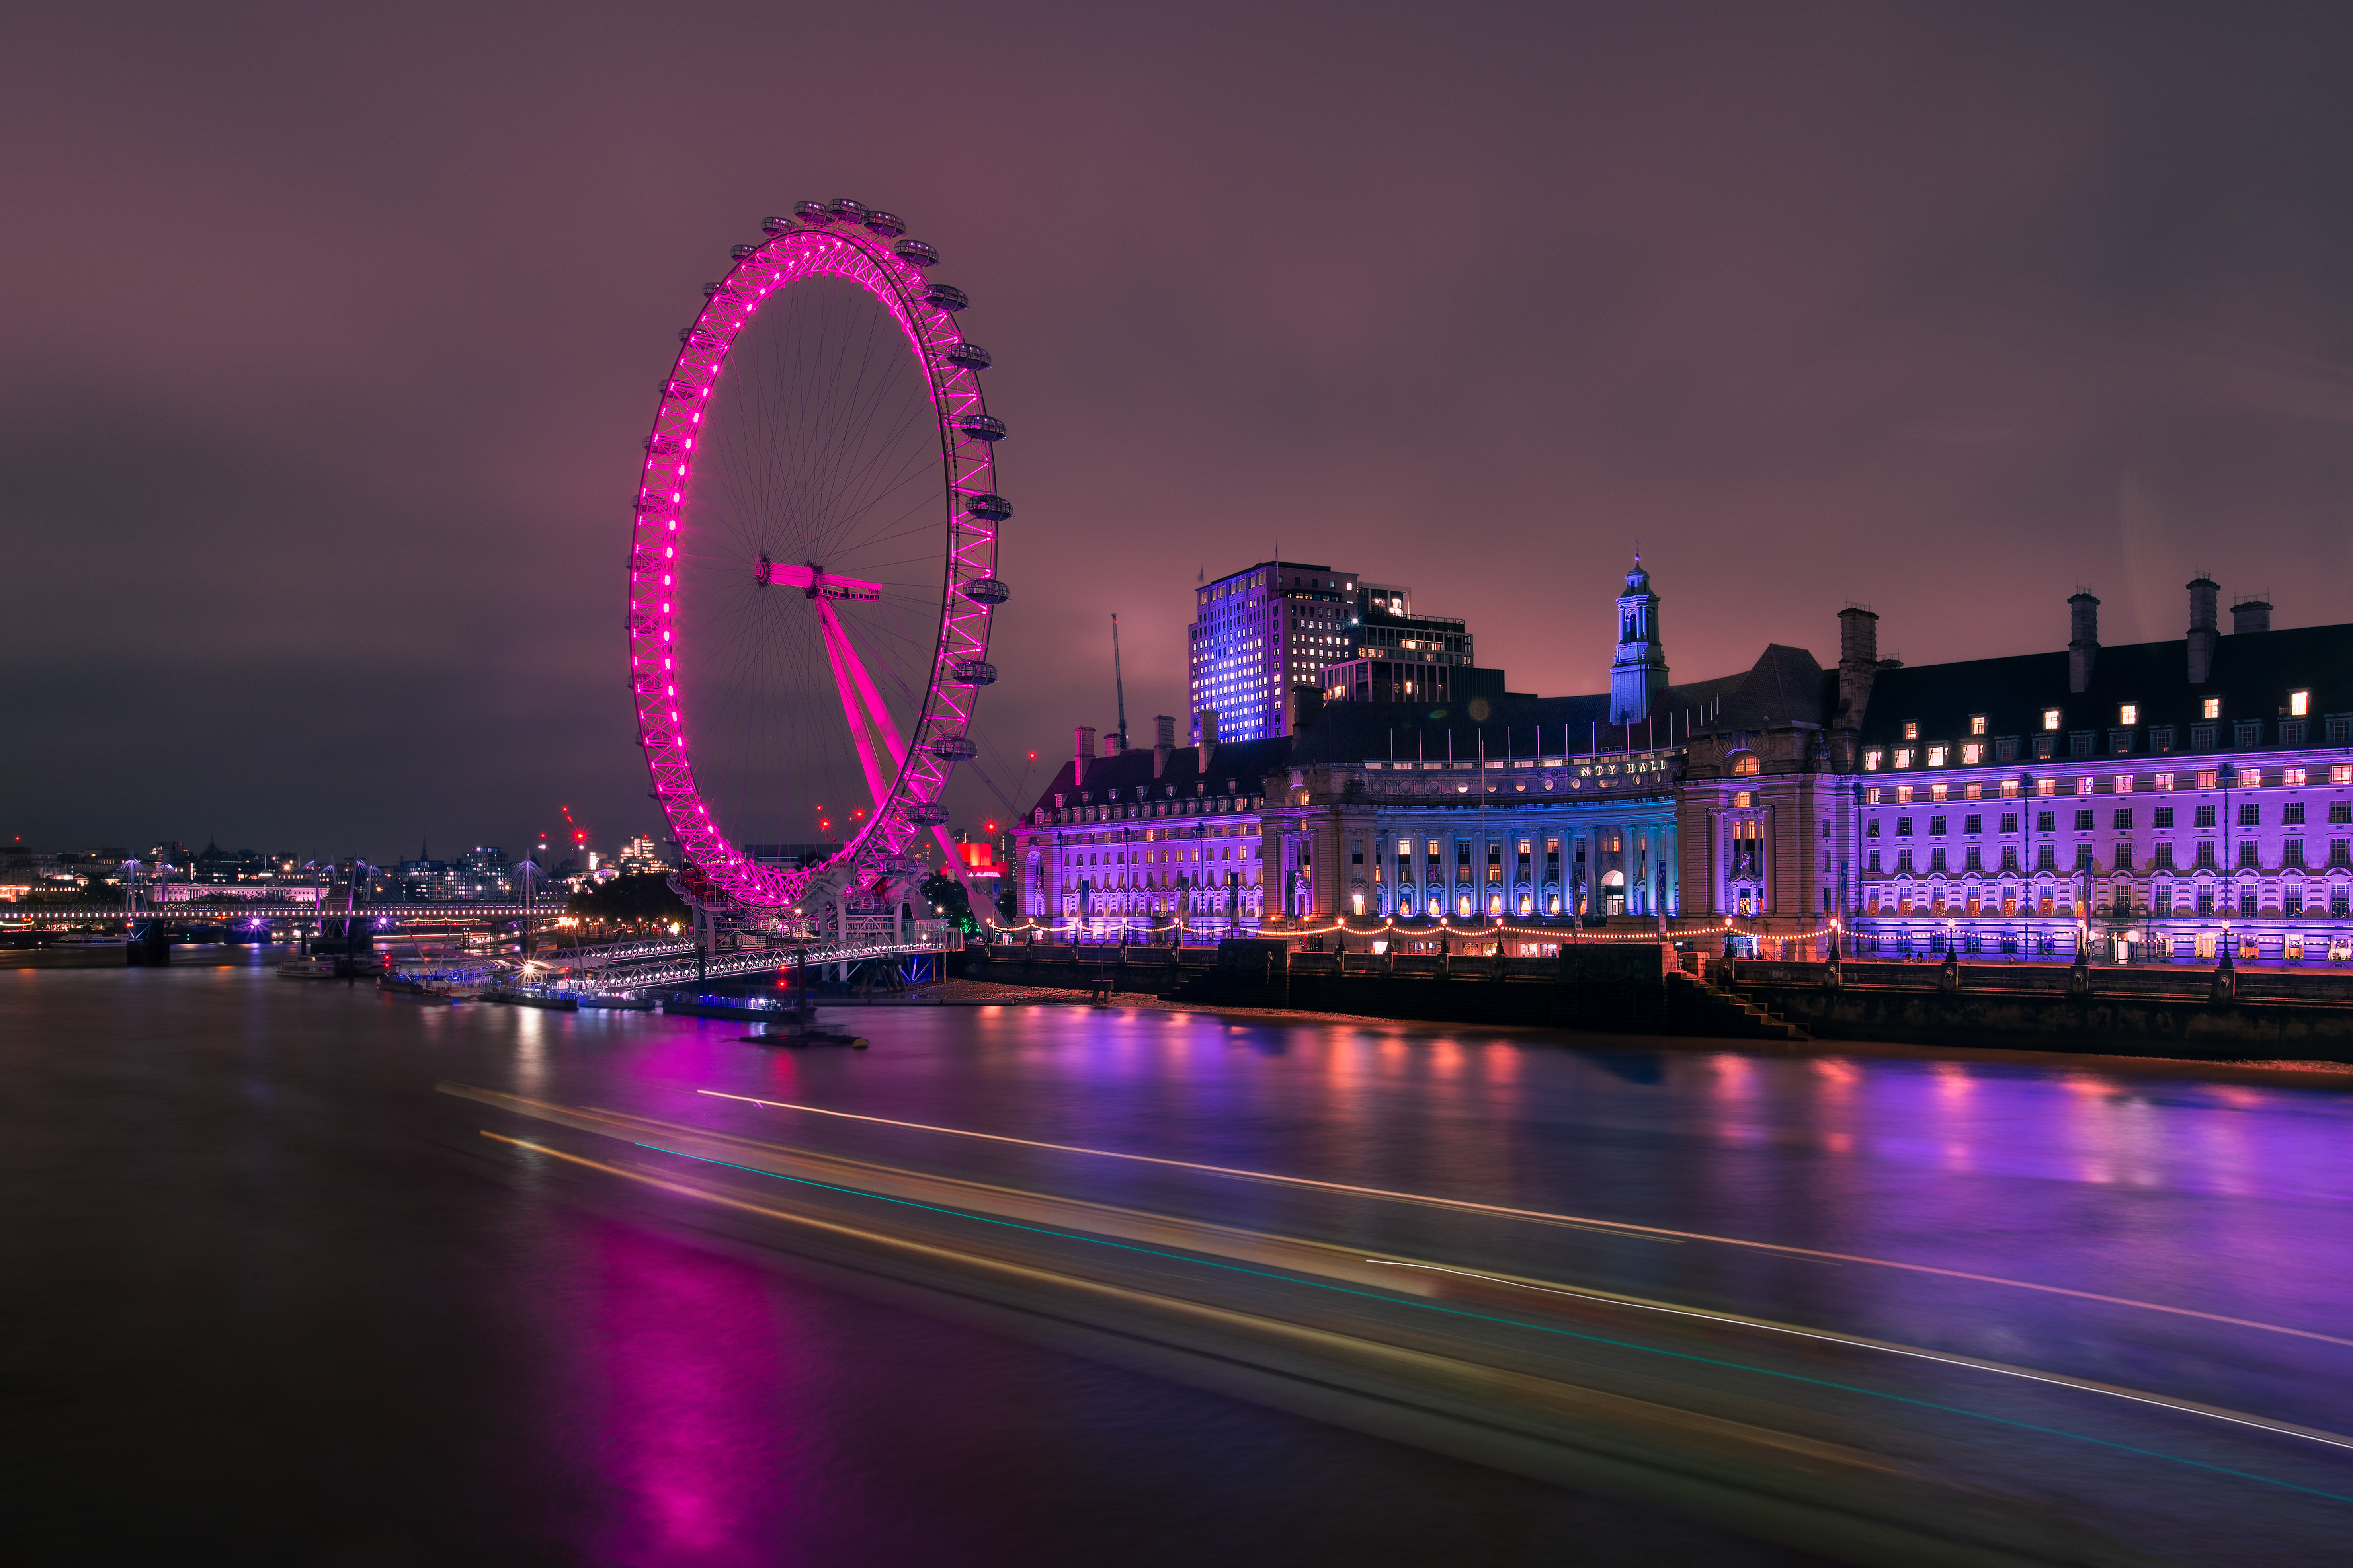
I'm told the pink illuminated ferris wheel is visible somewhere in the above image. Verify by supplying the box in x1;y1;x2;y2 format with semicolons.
627;199;1010;918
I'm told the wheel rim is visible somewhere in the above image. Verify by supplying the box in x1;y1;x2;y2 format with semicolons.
627;208;1004;911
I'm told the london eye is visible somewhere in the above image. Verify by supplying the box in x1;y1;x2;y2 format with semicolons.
626;199;1010;929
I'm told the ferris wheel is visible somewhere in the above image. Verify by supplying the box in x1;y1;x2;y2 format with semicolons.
627;198;1010;924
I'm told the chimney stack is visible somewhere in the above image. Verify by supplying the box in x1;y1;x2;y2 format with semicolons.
2186;575;2219;683
2232;594;2272;636
2068;591;2100;693
1835;605;1879;728
1102;733;1121;758
1195;709;1218;775
1074;725;1096;788
1152;715;1175;778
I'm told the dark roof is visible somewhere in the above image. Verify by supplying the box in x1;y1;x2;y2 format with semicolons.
1857;623;2353;747
1707;644;1829;732
1021;737;1295;816
1285;679;1744;765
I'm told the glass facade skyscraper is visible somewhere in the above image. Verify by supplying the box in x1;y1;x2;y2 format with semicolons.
1187;561;1360;742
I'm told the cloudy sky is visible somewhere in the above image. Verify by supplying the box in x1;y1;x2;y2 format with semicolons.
7;2;2351;859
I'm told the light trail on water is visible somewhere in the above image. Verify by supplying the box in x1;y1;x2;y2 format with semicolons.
480;1127;2353;1510
697;1089;2353;1350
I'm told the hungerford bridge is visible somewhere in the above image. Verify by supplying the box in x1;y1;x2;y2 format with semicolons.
14;898;962;991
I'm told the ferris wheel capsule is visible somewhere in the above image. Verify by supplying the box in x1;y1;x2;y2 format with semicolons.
863;210;906;237
793;200;830;221
827;197;871;222
961;577;1011;605
965;493;1013;522
761;215;795;235
953;414;1007;442
895;239;940;269
928;736;979;760
950;659;998;686
923;282;969;311
944;341;989;369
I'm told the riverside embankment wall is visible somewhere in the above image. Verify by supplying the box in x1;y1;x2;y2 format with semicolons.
1730;959;2353;1061
961;943;2353;1060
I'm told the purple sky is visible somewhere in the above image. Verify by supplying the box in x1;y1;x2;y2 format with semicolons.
8;3;2351;860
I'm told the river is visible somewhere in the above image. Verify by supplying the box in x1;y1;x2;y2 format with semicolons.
6;949;2350;1565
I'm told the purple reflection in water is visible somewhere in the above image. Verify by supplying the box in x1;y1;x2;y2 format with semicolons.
590;1223;788;1566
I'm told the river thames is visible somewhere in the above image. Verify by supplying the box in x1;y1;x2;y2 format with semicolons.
6;952;2351;1565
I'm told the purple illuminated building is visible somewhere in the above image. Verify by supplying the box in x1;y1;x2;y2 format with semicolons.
1024;562;2353;962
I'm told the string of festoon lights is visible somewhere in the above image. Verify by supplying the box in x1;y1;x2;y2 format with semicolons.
999;915;1852;945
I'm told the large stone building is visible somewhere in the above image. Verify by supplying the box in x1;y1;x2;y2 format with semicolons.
1019;563;2353;965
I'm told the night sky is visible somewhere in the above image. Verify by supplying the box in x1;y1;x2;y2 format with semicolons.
9;4;2352;861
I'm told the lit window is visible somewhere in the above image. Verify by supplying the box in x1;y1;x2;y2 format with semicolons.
2121;704;2138;725
1733;790;1754;807
2001;778;2021;798
1964;782;1982;800
2335;765;2353;786
2292;690;2310;717
2037;778;2056;797
1970;715;1987;735
1927;746;1947;766
1931;783;1949;802
1865;787;1882;805
2043;709;2061;730
1904;722;1919;740
1961;742;1983;764
1897;786;1915;804
2203;697;2221;719
1864;749;1883;771
2285;766;2308;787
1895;748;1915;768
2114;774;2134;794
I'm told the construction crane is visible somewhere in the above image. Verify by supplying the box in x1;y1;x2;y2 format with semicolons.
1110;614;1129;753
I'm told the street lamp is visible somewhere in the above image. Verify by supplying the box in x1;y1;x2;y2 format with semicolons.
2218;761;2239;968
2017;771;2036;947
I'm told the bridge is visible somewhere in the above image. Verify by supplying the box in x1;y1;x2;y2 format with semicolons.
590;932;961;991
11;903;535;923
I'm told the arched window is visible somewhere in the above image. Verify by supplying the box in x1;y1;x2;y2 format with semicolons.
1730;751;1761;777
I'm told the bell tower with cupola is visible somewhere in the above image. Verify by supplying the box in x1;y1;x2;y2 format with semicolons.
1608;554;1670;725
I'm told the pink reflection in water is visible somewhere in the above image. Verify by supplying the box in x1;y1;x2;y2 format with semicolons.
591;1223;789;1566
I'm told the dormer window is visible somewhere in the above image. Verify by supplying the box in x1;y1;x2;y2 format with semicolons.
1730;751;1760;776
2291;690;2310;717
1894;748;1915;769
2043;708;2061;730
1970;715;1987;735
1864;749;1883;771
1927;746;1947;766
2203;696;2222;719
1962;742;1983;764
2120;703;2139;725
1904;722;1919;740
